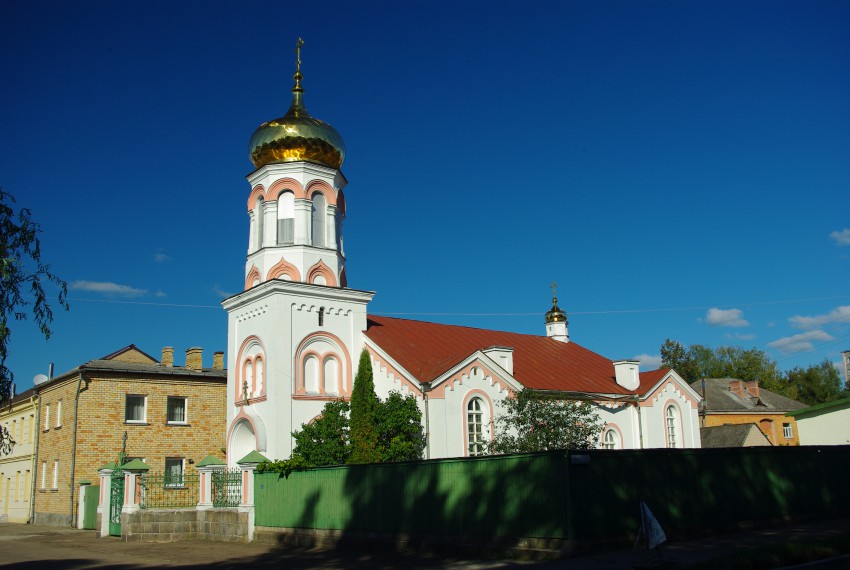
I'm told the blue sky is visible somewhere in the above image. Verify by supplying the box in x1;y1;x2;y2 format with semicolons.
2;0;849;390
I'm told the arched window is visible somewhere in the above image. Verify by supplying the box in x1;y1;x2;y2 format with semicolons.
603;428;620;450
467;398;485;456
304;355;320;394
236;337;267;403
255;196;264;249
311;192;326;247
323;356;339;395
277;191;295;245
666;405;680;448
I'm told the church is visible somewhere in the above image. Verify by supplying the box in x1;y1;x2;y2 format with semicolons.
222;44;702;464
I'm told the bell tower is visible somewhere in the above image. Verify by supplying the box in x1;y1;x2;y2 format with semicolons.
223;39;374;465
243;37;349;291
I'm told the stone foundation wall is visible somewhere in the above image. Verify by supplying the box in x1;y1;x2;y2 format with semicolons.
33;511;72;527
122;509;249;543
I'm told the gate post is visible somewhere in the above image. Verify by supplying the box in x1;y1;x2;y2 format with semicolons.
196;455;226;510
97;463;116;537
120;459;150;514
236;450;268;542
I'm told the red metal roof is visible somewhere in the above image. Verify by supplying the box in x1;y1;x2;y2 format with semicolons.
365;315;657;395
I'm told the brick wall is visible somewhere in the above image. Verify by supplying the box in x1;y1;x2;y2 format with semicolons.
703;413;801;445
34;371;226;526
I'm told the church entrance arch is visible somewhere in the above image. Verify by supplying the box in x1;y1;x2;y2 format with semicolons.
229;418;257;467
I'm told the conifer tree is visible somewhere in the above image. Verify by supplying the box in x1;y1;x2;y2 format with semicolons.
348;349;381;464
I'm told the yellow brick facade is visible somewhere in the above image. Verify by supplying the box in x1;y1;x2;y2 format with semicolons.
33;348;226;526
703;413;801;446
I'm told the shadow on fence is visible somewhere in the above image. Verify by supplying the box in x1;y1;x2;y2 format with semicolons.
254;446;850;545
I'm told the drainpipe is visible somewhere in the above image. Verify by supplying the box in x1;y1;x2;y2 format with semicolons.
634;396;645;449
422;382;431;460
67;373;86;527
29;392;41;524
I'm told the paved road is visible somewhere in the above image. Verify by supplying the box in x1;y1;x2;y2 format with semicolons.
0;517;848;569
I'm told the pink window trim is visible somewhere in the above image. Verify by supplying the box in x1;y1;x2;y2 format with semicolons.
294;332;352;396
235;336;267;403
461;389;495;457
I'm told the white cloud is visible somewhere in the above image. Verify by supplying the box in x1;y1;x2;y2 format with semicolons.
70;280;148;297
789;306;850;330
706;308;749;328
830;228;850;246
155;290;167;298
634;353;662;370
767;330;834;354
212;285;232;298
153;251;171;263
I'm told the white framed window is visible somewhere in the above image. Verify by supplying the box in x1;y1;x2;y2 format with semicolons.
44;404;50;431
166;397;187;424
164;458;184;488
23;470;30;501
666;405;680;448
40;461;46;490
311;191;326;247
125;395;147;423
783;423;793;439
603;428;621;450
467;398;485;456
277;191;295;245
56;400;62;427
255;196;265;249
52;460;59;490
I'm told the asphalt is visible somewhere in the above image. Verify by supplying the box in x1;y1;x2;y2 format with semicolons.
0;516;848;569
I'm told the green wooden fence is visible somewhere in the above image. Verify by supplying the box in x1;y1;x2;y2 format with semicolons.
254;446;850;541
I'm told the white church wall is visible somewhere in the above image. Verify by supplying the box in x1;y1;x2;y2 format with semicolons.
596;402;639;450
430;364;513;459
224;280;373;465
640;376;701;449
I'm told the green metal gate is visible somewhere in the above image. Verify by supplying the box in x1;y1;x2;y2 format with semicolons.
212;468;242;507
109;472;123;537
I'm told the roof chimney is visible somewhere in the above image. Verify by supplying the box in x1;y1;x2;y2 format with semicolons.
213;351;224;371
728;379;746;398
186;347;203;371
613;360;640;390
162;346;174;367
745;381;760;399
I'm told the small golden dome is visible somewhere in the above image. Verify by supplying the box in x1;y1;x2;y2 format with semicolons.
545;296;568;324
249;41;345;170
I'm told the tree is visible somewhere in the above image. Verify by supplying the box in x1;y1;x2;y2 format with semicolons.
659;340;785;391
1;189;68;456
660;339;699;382
1;189;68;400
275;353;424;470
488;390;604;454
348;349;382;464
291;400;351;466
376;391;425;462
785;359;842;406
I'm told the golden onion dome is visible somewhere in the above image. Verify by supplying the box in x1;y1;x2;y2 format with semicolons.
544;296;568;324
249;40;345;170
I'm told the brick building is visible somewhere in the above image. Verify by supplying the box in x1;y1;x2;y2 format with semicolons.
691;378;806;446
33;345;226;526
0;387;38;522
